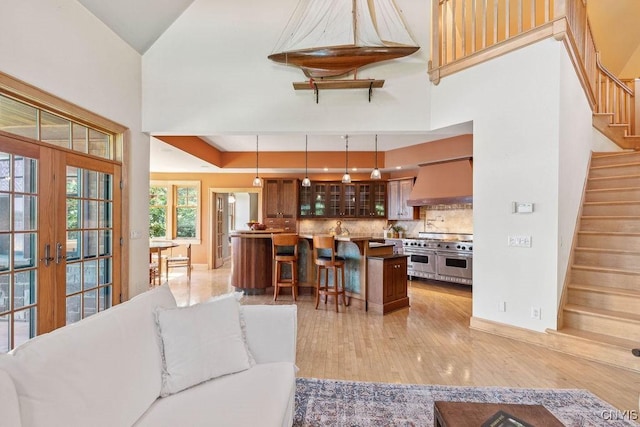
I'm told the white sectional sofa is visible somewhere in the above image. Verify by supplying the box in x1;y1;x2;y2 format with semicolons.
0;285;298;427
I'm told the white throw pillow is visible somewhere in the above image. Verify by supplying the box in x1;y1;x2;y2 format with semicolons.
155;293;253;397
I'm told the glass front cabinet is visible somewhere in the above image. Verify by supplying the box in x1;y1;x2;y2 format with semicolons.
299;181;386;218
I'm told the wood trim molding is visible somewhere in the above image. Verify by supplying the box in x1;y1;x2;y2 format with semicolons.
429;21;556;84
469;316;549;347
557;20;597;110
428;16;597;111
0;71;127;134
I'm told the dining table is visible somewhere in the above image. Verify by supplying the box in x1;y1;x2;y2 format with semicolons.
149;240;179;285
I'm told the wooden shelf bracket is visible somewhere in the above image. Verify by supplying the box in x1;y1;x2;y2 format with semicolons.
292;79;385;103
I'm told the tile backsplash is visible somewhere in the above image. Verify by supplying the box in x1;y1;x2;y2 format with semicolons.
299;219;388;237
298;204;473;238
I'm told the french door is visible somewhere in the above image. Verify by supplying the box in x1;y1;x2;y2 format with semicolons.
0;133;120;352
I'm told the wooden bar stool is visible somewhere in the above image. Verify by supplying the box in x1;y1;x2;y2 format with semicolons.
272;234;299;301
313;235;348;312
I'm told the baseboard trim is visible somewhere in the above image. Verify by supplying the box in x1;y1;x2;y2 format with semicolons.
470;316;640;374
470;317;549;347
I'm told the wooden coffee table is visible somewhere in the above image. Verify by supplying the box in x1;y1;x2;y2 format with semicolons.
434;401;564;427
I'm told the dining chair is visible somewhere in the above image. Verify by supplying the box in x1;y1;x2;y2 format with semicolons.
165;243;192;281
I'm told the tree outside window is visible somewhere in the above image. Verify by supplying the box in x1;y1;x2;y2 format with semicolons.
149;186;168;238
175;186;197;238
149;182;200;240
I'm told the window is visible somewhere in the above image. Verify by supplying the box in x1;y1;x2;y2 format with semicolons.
176;186;197;238
149;186;168;238
0;93;119;161
150;181;200;241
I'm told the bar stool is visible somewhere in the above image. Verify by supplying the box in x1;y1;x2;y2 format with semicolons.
313;235;348;312
272;234;299;301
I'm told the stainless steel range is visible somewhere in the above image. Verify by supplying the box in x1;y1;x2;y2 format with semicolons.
403;232;473;285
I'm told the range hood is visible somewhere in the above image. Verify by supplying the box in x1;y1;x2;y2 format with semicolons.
407;157;472;206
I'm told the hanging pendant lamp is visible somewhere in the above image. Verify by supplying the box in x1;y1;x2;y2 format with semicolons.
341;135;351;184
370;134;381;180
302;135;311;187
252;135;262;187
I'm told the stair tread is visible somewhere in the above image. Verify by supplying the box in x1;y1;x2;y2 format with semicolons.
583;200;640;206
592;150;636;157
591;162;640;170
578;230;640;236
551;327;639;350
580;216;640;221
574;246;640;255
572;264;640;276
564;303;640;322
588;173;640;181
586;186;640;193
569;283;640;297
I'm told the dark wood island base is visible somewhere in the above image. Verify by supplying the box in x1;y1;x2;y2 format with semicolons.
230;231;279;294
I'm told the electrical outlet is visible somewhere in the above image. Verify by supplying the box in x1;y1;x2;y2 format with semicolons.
531;306;541;320
508;235;532;248
499;301;506;312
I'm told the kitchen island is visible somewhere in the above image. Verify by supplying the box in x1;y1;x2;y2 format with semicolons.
229;229;283;295
297;234;394;309
230;230;394;308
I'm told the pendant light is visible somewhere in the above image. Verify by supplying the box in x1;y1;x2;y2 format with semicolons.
341;135;351;184
302;135;311;187
370;134;381;180
252;135;262;187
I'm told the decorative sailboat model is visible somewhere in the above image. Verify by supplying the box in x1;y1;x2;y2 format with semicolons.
268;0;419;100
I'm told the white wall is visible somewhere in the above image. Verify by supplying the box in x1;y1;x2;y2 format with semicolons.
557;50;597;302
430;39;594;332
235;193;252;230
0;0;150;297
141;0;431;135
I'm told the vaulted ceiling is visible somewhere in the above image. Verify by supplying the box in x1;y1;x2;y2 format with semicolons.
73;0;640;172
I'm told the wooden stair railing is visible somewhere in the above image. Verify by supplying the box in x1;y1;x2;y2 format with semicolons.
592;54;640;149
430;0;640;150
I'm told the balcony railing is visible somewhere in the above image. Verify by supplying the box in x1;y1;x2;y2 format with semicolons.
430;0;636;136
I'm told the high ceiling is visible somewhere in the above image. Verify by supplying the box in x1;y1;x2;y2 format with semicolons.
74;0;640;172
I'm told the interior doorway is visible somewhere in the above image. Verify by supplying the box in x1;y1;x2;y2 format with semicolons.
208;188;261;269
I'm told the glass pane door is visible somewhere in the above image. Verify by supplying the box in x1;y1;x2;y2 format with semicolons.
65;166;113;325
358;183;371;216
373;182;386;217
0;151;38;351
343;184;356;217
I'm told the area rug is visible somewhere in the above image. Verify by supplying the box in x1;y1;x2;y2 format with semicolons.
294;377;637;426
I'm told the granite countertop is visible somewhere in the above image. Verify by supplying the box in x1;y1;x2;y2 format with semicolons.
230;229;284;237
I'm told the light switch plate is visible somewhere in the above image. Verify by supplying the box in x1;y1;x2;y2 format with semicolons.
512;202;534;214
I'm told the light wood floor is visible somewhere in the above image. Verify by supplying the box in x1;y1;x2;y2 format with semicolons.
167;265;640;413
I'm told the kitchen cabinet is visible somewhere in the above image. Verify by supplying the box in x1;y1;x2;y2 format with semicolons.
263;178;298;232
367;254;409;314
327;182;356;217
299;182;328;218
387;178;419;220
357;181;386;217
299;181;386;218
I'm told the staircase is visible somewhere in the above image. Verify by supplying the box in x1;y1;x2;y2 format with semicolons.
548;151;640;372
